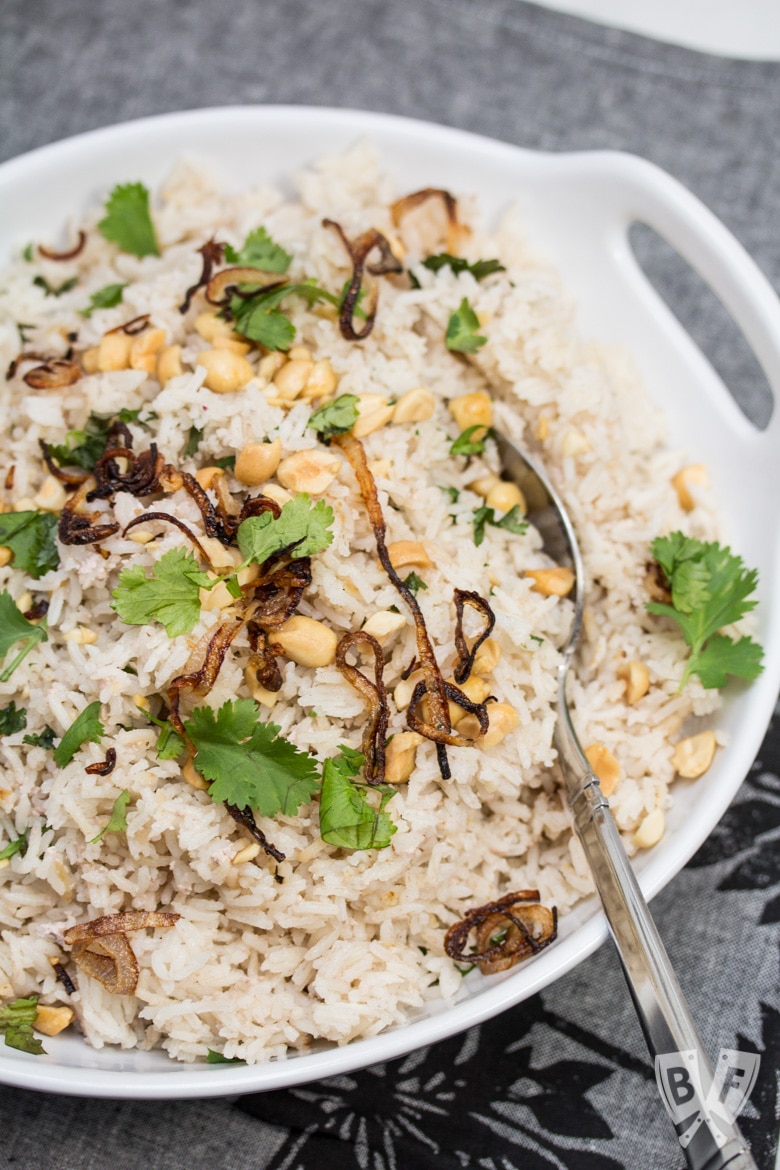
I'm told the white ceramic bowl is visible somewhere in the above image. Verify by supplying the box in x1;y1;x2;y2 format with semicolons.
1;106;779;1099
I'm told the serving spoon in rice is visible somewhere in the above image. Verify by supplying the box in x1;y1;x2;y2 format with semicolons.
496;433;758;1170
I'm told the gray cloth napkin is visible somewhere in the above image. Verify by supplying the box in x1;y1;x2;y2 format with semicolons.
0;1;778;1167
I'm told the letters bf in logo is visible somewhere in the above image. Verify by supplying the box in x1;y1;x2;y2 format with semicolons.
655;1049;760;1149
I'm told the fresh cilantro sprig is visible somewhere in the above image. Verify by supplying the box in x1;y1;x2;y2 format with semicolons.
111;548;213;638
46;409;143;473
98;183;160;258
79;282;126;318
450;425;491;457
0;511;59;579
53;701;104;768
0;995;44;1056
319;745;397;851
422;254;505;281
89;790;131;844
230;279;334;352
224;227;292;273
472;504;527;548
33;275;78;298
236;494;334;568
23;726;56;750
146;712;186;760
308;395;359;438
185;699;319;816
647;533;764;690
446;297;487;354
0;830;28;862
0;702;27;735
0;593;48;682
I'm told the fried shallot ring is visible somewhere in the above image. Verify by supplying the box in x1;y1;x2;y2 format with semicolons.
390;187;462;253
38;231;87;262
453;588;496;684
6;352;51;380
335;630;389;785
205;268;282;307
167;616;246;737
63;911;180;943
122;513;213;564
69;934;139;996
22;360;82;390
39;439;90;487
322;219;402;341
225;803;285;863
251;558;312;630
179;239;225;314
106;314;150;336
87;444;164;501
247;621;284;692
85;748;117;777
58;478;120;545
443;891;558;975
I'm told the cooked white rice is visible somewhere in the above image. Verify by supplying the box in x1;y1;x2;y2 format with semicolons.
0;143;723;1063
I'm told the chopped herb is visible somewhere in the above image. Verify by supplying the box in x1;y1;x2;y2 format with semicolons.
0;702;27;735
206;1048;246;1065
472;504;528;548
111;548;212;638
98;183;159;258
647;533;764;690
530;634;544;645
52;701;104;768
0;592;48;682
184;426;203;458
445;297;487;354
185;699;320;816
0;511;59;579
319;745;397;851
146;712;186;760
422;254;505;281
0;995;44;1056
449;425;490;457
89;790;131;843
230;279;334;352
403;570;428;596
32;275;78;298
46;410;143;473
0;831;28;862
79;282;126;318
224;575;242;600
307;394;360;438
224;227;292;273
22;243;34;262
17;323;35;345
440;486;460;503
121;665;138;676
22;726;56;750
213;455;236;472
236;493;334;567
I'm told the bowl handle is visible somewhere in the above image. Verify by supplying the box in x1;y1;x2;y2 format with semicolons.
600;153;780;444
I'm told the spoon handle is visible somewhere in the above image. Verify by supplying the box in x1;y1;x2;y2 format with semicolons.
564;748;758;1170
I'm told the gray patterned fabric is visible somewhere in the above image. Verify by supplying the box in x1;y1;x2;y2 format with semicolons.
0;2;778;1167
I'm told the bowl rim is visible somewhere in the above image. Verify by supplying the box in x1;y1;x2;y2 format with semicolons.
1;104;778;1099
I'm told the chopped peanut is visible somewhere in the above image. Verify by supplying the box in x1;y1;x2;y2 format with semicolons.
352;394;394;438
97;332;131;372
526;567;575;596
302;358;338;400
34;1004;75;1037
469;473;501;499
244;663;279;709
362;610;407;643
272;358;313;400
448;391;492;436
157;345;183;385
199;348;255;394
392;387;436;424
235;438;282;486
182;756;209;790
472;637;501;675
585;741;621;797
64;627;98;645
129;328;166;372
274;615;338;668
33;475;67;512
194;466;224;490
127;529;154;544
561;428;591;457
672;463;708;512
387;540;433;570
618;660;650;705
485;481;525;514
261;483;293;508
81;347;100;375
384;732;423;784
633;808;665;849
536;415;550;441
393;669;424;711
460;702;519;747
213;336;252;356
232;842;262;865
277;449;341;495
194;312;234;344
258;352;286;380
672;730;717;778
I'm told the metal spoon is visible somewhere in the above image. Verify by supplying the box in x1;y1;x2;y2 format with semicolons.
495;432;758;1170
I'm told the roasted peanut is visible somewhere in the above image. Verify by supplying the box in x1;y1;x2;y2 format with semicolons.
384;731;423;784
33;475;67;512
633;808;665;849
472;637;501;675
362;611;407;643
561;428;591;457
34;1004;74;1037
199;348;254;394
387;541;432;570
485;481;525;514
235;438;282;486
352;394;394;438
274;615;338;668
276;449;341;494
672;730;717;778
392;387;435;424
672;464;708;512
618;660;650;705
526;567;575;596
448;391;492;436
272;358;313;400
157;345;183;385
585;741;621;797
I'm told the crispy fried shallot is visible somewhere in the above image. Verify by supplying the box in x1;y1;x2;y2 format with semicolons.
64;911;179;996
106;314;150;336
226;803;285;863
247;621;284;692
85;747;117;777
123;512;213;564
444;891;558;975
205;268;282;307
22;359;82;390
323;219;402;341
390;188;463;253
52;961;76;995
336;631;389;784
179;239;225;314
6;352;51;380
252;558;312;629
334;433;487;778
58;479;120;545
38;231;87;262
87;444;164;501
39;439;91;487
168;616;246;737
453;588;496;684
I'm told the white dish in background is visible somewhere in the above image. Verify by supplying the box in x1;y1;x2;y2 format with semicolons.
0;106;778;1099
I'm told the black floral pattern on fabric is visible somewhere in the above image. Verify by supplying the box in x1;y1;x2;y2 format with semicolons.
240;716;780;1170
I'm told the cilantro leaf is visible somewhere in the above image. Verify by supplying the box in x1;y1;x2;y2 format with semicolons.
213;455;235;472
0;592;48;682
206;1048;246;1064
184;426;203;459
23;726;56;750
472;504;528;547
98;183;160;258
0;831;28;862
319;745;397;850
79;282;126;318
186;699;320;816
647;533;764;690
0;511;59;578
308;395;359;438
402;570;428;596
446;297;487;354
33;275;77;298
89;790;131;843
146;712;186;760
422;254;505;281
230;280;333;352
237;494;334;567
450;424;490;457
46;410;142;473
52;701;104;768
0;702;27;735
111;548;212;638
0;995;44;1056
22;243;34;262
224;227;291;274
